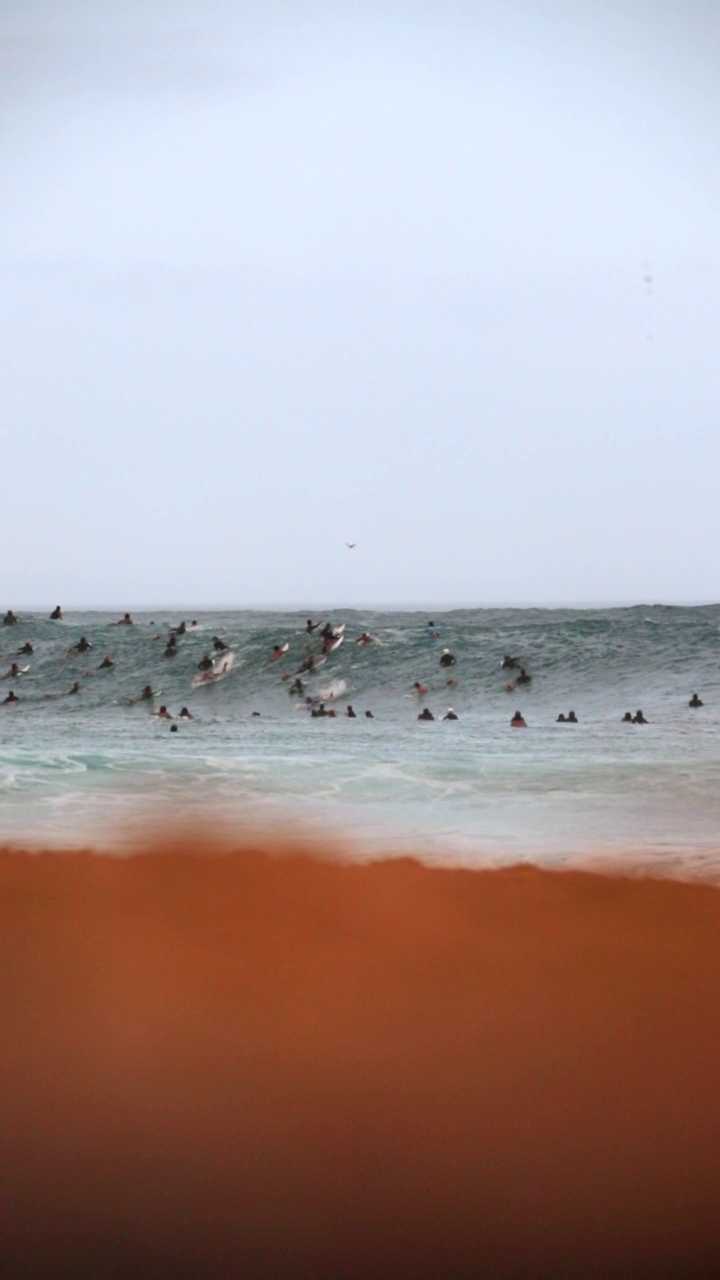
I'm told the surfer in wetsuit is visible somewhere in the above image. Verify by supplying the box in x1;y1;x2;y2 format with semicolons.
418;708;435;721
442;708;458;720
212;636;228;652
439;649;456;668
3;611;17;626
633;710;648;724
510;711;527;728
178;707;193;719
68;682;81;695
289;678;304;696
113;613;133;626
689;693;704;708
140;685;154;701
413;682;428;697
345;705;356;718
501;655;519;670
17;642;33;655
197;654;213;671
50;606;63;620
3;662;23;679
98;655;114;670
306;619;322;634
299;654;316;673
3;690;19;704
67;637;91;656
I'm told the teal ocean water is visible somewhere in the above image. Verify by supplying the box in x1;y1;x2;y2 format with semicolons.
2;605;720;877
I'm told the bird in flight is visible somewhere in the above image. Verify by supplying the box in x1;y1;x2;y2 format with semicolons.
346;541;357;549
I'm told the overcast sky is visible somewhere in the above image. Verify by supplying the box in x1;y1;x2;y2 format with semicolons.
2;0;719;607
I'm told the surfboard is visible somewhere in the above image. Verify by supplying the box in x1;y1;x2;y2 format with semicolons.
191;652;237;688
319;678;347;703
2;665;29;679
326;634;344;654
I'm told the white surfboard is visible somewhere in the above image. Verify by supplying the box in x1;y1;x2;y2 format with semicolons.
191;652;237;688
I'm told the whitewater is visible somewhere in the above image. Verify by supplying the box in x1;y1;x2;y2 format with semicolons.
1;604;720;877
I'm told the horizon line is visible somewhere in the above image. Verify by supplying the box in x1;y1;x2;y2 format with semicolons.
6;599;720;613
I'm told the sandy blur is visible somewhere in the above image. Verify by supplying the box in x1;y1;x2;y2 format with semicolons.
1;834;719;1277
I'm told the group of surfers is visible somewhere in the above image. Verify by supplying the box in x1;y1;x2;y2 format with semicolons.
0;611;711;726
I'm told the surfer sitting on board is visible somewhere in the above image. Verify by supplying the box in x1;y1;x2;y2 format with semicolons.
197;655;213;671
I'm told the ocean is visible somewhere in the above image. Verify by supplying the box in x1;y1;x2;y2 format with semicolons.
1;604;719;877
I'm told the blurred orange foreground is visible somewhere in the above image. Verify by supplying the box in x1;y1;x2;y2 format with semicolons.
1;837;720;1277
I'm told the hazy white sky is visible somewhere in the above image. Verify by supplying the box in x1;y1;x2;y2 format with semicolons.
2;1;719;606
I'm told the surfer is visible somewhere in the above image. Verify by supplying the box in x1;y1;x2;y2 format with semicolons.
689;693;704;708
413;682;428;697
418;708;435;721
439;649;456;668
557;714;566;722
3;690;19;704
299;654;316;674
501;655;519;670
567;711;578;723
289;678;304;696
356;632;374;645
67;637;91;656
139;685;154;701
113;613;133;626
442;708;459;720
311;704;328;718
50;606;63;620
68;682;81;695
212;637;228;652
345;705;356;718
425;621;440;636
97;656;114;670
3;610;17;626
2;662;23;679
510;711;527;728
17;642;34;655
155;705;173;720
365;710;374;718
197;654;213;672
633;710;648;724
178;707;193;719
271;645;288;661
175;622;187;637
621;711;633;722
516;667;532;685
305;619;322;634
164;640;177;658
